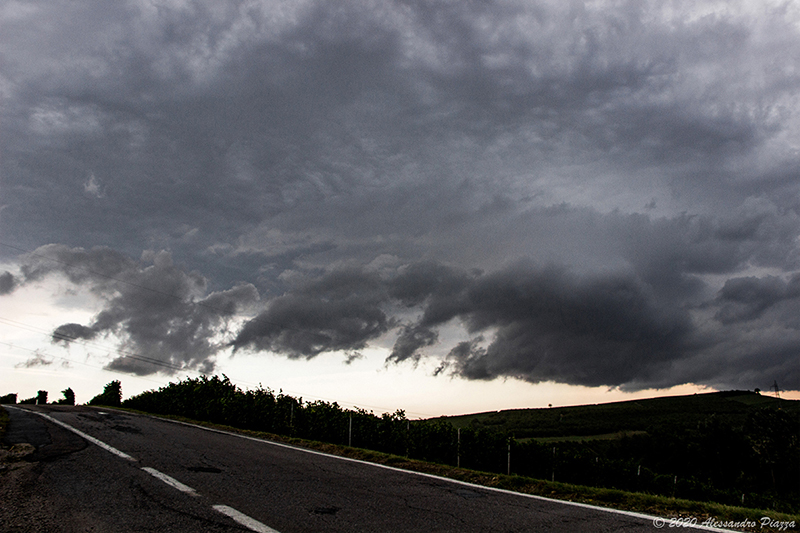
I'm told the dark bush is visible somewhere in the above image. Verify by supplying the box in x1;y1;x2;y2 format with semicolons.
88;380;122;407
57;387;75;405
0;393;17;404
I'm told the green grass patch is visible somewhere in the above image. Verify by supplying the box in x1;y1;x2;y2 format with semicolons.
103;405;800;532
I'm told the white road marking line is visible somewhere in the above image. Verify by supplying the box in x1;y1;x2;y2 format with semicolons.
19;408;136;461
141;467;199;496
213;505;281;533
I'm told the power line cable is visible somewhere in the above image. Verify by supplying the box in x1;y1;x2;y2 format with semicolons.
0;316;198;373
0;341;169;387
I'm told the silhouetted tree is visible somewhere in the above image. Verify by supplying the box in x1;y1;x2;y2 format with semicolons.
88;381;122;407
0;393;17;404
57;387;75;405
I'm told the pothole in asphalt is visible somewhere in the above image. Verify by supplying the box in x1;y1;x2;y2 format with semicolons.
310;506;340;515
78;414;106;422
110;424;141;434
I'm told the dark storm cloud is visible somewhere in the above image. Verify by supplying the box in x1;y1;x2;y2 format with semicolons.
388;260;693;387
388;324;440;365
5;0;799;270
232;267;391;358
19;244;139;293
233;260;473;361
11;245;259;375
52;323;99;344
4;1;800;391
713;276;799;324
233;258;692;388
440;265;691;387
232;294;390;359
103;280;259;375
0;272;16;295
230;202;800;390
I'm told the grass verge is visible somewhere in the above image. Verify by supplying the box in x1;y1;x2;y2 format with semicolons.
98;405;800;532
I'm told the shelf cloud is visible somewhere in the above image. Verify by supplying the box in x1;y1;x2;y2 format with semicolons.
3;1;800;391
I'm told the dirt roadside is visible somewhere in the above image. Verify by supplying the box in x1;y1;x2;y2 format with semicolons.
0;405;49;532
0;405;36;473
0;406;85;533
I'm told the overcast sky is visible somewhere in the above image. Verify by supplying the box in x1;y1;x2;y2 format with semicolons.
2;0;800;411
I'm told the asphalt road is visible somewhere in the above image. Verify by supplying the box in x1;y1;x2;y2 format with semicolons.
0;405;705;532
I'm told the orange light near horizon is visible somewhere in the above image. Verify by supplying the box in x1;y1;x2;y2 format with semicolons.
776;390;800;400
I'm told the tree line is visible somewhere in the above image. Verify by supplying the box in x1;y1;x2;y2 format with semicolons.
1;388;76;405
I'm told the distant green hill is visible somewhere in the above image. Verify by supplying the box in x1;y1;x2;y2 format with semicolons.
436;390;799;440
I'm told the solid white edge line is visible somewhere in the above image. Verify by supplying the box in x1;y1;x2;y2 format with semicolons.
149;413;736;533
10;406;136;461
141;467;199;496
212;505;281;533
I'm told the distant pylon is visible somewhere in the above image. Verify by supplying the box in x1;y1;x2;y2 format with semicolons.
772;380;781;399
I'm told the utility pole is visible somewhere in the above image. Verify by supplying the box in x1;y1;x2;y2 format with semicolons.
406;420;410;458
507;439;511;475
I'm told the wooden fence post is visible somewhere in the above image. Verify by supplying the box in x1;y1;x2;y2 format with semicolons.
457;428;461;468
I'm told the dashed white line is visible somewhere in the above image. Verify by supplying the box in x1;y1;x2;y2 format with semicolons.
213;505;281;533
141;467;199;496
